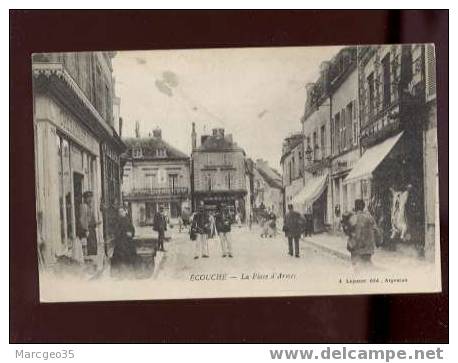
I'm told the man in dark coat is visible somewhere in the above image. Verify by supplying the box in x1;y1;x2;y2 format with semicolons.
153;207;168;252
283;204;306;257
347;199;381;268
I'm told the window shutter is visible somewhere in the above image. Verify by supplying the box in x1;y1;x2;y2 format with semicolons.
425;44;437;101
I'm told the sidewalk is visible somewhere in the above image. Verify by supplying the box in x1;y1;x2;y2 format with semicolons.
301;232;429;270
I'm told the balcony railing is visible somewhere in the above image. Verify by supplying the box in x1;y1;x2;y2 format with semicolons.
125;187;189;198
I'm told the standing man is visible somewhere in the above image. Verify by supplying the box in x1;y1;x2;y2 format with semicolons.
283;204;306;258
346;199;381;268
153;207;168;252
215;205;233;258
79;191;101;257
192;201;210;259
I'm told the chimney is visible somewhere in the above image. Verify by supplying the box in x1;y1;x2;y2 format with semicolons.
153;127;162;139
119;117;123;138
135;121;140;138
191;122;197;150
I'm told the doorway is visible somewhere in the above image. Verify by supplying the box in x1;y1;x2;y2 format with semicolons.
73;172;84;236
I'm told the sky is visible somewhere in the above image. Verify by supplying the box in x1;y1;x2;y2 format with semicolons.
112;46;342;171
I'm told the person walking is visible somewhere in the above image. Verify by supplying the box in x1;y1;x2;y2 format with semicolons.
303;205;314;237
268;209;277;237
111;207;138;278
153;207;168;252
192;201;210;259
283;204;306;257
346;199;381;269
215;206;233;258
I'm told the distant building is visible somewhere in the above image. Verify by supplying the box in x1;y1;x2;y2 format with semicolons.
122;128;191;227
33;51;125;265
280;133;304;214
191;124;247;219
253;159;283;217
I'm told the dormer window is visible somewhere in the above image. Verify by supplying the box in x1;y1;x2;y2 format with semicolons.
156;149;167;157
132;147;142;159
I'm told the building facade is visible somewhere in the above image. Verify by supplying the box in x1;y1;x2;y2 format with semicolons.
253;159;283;217
280;133;305;214
328;47;361;231
33;51;125;266
122;128;191;228
295;62;333;232
191;125;247;219
345;45;426;253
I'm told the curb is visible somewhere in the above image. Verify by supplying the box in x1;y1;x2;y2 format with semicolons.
302;238;351;262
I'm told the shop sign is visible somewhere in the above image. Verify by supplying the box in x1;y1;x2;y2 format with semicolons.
59;107;99;155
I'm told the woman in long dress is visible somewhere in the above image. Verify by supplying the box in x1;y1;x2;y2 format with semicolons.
111;207;138;279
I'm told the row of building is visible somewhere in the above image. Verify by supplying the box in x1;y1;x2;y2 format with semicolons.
121;124;283;228
33;50;283;266
281;44;437;260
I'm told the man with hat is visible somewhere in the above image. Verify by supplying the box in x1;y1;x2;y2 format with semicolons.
153;206;168;252
79;191;101;256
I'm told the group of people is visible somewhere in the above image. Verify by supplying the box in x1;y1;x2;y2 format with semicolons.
189;201;234;259
282;199;381;268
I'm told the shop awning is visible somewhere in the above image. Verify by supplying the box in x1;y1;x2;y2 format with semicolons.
292;173;328;207
344;131;404;184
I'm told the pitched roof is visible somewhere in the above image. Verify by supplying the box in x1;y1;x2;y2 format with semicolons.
122;136;189;160
256;162;283;189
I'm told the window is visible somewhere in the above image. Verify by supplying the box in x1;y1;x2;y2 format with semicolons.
207;174;212;191
382;53;391;108
334;113;341;154
132;147;142;158
105;84;111;125
352;100;358;145
320;125;326;158
168;174;178;192
346;102;353;146
156;149;166;157
226;172;232;189
340;109;346;150
367;72;375;116
313;131;318;160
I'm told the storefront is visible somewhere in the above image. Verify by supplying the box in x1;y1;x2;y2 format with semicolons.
344;131;425;250
193;190;246;220
330;148;361;231
292;171;329;232
34;94;103;265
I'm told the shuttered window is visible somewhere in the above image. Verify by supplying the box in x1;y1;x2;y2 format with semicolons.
425;44;437;101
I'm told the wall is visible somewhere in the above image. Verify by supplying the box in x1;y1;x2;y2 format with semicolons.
193;150;246;192
123;159;190;193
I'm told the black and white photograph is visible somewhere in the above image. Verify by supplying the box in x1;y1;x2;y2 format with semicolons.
32;44;441;302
